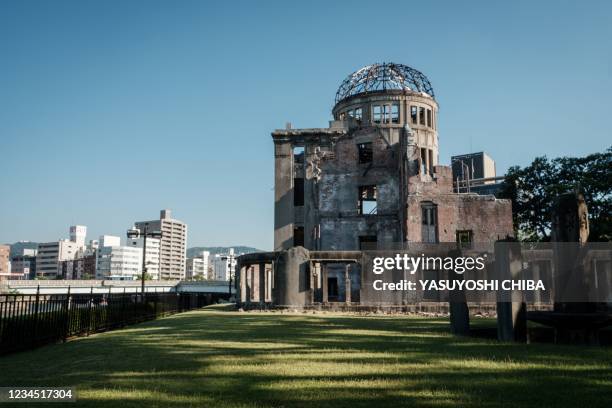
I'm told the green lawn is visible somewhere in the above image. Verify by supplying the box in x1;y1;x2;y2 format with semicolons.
0;305;611;407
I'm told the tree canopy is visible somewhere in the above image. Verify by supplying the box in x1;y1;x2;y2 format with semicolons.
499;147;611;242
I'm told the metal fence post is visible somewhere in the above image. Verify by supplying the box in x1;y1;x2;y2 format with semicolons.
31;285;40;348
87;286;93;336
63;286;71;342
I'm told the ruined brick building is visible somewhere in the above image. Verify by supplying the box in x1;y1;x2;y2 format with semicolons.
237;63;514;308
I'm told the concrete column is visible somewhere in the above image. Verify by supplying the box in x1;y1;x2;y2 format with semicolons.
274;141;294;250
258;262;266;305
309;261;315;304
495;242;527;342
322;263;328;304
239;266;247;304
275;247;310;307
345;264;351;304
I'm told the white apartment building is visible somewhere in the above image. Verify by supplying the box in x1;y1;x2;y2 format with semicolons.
135;209;187;280
127;237;160;280
70;225;87;248
35;225;88;279
186;251;210;280
99;235;120;248
212;249;236;281
36;240;79;279
96;244;142;280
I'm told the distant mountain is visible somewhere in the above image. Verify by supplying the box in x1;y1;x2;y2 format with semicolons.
187;246;264;258
9;241;39;258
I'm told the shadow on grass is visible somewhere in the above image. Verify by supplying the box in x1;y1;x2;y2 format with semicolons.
0;305;610;408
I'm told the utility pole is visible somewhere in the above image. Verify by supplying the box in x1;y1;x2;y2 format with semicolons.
127;223;162;301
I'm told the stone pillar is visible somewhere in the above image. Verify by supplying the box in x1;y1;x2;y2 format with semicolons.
274;141;294;251
449;286;470;336
309;261;315;304
496;241;527;342
345;264;351;304
322;263;328;304
552;192;591;312
551;192;598;343
239;265;247;304
275;247;310;307
258;262;266;305
245;266;252;303
448;251;470;336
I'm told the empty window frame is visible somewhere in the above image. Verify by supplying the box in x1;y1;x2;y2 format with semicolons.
382;105;390;123
421;202;438;243
372;105;382;123
456;230;473;249
293;178;304;206
428;149;434;175
419;107;426;125
359;235;378;250
293;226;304;247
293;146;304;164
372;105;391;124
358;185;377;215
391;103;399;123
347;108;363;121
420;148;428;174
427;109;432;127
357;142;373;164
410;106;418;124
354;107;363;120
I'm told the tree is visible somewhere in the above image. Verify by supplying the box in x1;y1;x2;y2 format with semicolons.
499;147;611;242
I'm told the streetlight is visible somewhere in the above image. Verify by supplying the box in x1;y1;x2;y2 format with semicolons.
127;223;162;299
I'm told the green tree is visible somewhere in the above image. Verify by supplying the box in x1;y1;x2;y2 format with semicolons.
500;147;611;242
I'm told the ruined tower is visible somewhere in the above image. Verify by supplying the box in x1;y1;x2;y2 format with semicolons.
273;63;512;251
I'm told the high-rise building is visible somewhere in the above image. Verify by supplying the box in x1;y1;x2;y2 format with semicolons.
96;236;142;280
10;248;37;280
127;237;161;280
0;244;11;280
36;240;79;279
69;225;87;248
186;251;210;280
212;249;236;281
135;209;187;280
98;235;120;248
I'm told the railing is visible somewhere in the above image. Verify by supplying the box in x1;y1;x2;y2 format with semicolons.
0;291;216;355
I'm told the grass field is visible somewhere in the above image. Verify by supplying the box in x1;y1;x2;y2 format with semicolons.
0;305;611;407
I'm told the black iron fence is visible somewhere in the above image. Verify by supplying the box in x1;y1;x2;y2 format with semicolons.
0;291;217;355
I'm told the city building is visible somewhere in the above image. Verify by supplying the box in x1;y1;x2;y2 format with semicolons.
10;248;37;280
127;237;161;280
33;225;89;279
237;62;514;309
69;225;87;248
451;152;504;195
99;235;120;248
0;244;11;281
96;236;142;280
36;240;79;279
212;249;237;281
135;209;187;280
186;251;210;280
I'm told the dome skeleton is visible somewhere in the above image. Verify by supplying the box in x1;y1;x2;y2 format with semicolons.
334;62;435;105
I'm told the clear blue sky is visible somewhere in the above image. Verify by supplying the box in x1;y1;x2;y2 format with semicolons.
1;0;610;250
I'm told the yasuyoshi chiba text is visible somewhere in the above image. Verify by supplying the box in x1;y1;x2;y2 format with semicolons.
372;279;546;292
370;254;545;292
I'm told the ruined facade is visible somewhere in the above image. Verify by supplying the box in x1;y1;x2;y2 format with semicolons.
238;63;514;309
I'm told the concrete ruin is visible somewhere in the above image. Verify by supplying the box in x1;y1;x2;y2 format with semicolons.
237;62;514;309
